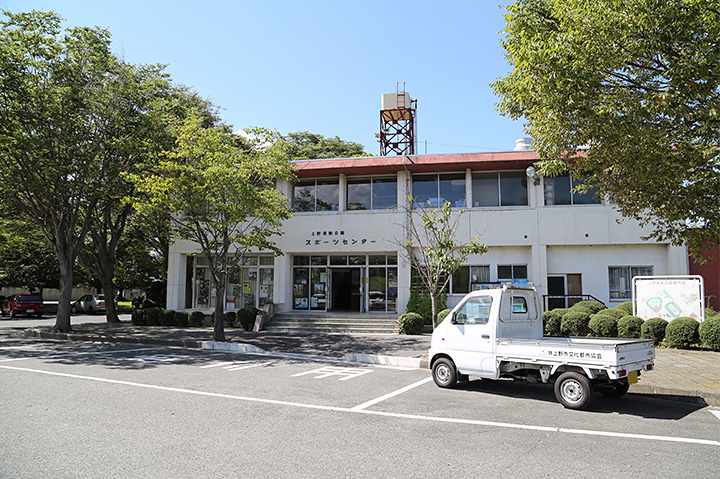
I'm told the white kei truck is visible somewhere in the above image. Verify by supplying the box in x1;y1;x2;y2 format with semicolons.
428;284;655;410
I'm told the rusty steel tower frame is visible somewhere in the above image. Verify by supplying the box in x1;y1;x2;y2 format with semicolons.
379;84;417;156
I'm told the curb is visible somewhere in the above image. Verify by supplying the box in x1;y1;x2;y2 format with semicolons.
629;383;720;407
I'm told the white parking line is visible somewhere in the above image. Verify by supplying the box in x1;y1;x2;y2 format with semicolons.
2;363;719;448
0;347;164;362
351;377;433;411
710;410;720;422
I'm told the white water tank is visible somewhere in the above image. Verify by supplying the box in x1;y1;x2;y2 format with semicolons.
513;137;533;151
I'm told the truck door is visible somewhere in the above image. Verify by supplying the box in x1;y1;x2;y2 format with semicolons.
446;295;496;376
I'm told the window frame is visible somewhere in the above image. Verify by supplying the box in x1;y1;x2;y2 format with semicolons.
608;265;654;301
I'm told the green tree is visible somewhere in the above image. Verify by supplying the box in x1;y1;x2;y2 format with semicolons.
131;118;296;341
397;199;487;329
0;217;60;294
0;11;129;331
492;0;720;254
284;131;369;160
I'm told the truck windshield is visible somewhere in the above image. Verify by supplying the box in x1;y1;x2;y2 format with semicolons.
19;296;40;302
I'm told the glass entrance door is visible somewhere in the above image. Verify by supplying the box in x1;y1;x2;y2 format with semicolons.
330;268;362;312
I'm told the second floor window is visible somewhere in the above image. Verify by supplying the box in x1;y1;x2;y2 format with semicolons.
347;176;397;210
471;171;528;207
412;173;466;208
544;175;601;205
293;179;339;212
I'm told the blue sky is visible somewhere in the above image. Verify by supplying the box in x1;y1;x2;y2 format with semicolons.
2;0;524;155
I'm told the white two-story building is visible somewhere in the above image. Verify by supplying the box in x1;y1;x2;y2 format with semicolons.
165;146;688;320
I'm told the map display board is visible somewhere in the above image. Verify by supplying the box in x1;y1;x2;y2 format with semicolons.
632;276;705;322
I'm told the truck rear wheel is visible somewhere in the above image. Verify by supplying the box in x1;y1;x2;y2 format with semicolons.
554;372;593;410
600;379;630;398
432;358;457;388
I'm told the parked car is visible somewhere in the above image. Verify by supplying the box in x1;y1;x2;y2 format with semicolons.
71;294;110;314
2;294;44;318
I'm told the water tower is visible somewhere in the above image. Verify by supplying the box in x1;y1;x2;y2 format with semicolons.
379;84;417;156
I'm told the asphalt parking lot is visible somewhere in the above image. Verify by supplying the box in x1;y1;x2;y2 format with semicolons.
2;338;720;478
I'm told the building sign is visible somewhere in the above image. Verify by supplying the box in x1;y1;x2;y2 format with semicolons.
304;230;377;247
632;276;705;322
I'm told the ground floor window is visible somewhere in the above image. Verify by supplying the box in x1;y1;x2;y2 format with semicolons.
193;255;274;310
451;265;491;293
292;254;397;312
609;266;653;300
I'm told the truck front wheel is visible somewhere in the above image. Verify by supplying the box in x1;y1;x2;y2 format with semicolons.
432;358;457;388
554;372;593;410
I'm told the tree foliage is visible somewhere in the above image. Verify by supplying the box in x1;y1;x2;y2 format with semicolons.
493;0;720;255
284;131;369;160
130;118;296;341
0;10;129;331
0;218;60;292
397;199;487;329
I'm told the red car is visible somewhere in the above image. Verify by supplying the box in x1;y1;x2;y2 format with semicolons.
2;294;44;318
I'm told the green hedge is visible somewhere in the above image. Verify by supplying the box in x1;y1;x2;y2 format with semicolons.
561;310;590;336
189;311;205;327
699;316;720;351
569;300;605;315
543;309;565;337
236;308;258;331
617;316;644;338
594;308;628;320
224;311;237;327
641;317;668;345
160;309;176;327
588;314;618;337
437;308;453;325
398;312;424;335
131;309;145;326
145;307;162;326
664;317;699;348
175;311;189;328
616;302;634;314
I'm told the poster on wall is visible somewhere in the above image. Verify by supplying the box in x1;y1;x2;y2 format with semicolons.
295;297;308;309
259;284;269;298
633;276;704;321
243;281;252;294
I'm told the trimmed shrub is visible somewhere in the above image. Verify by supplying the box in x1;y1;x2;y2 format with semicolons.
561;310;591;336
705;307;720;319
570;300;605;315
175;311;189;328
160;309;176;327
616;302;634;314
131;309;145;326
594;308;628;320
437;308;453;325
145;307;162;326
543;309;565;337
641;317;668;345
224;311;237;326
588;314;618;337
236;307;258;331
664;317;700;348
141;298;158;309
189;311;205;327
406;285;447;325
617;316;644;339
398;312;424;335
699;316;720;351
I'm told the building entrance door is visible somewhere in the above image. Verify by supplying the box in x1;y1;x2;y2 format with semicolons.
330;268;363;312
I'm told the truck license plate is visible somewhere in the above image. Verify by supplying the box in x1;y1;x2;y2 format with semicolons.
27;309;34;313
628;370;638;384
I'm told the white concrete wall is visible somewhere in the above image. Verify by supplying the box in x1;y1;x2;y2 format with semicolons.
164;171;689;314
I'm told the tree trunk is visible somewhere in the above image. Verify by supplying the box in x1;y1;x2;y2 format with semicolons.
102;279;120;323
431;293;438;330
213;279;226;342
53;253;74;333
